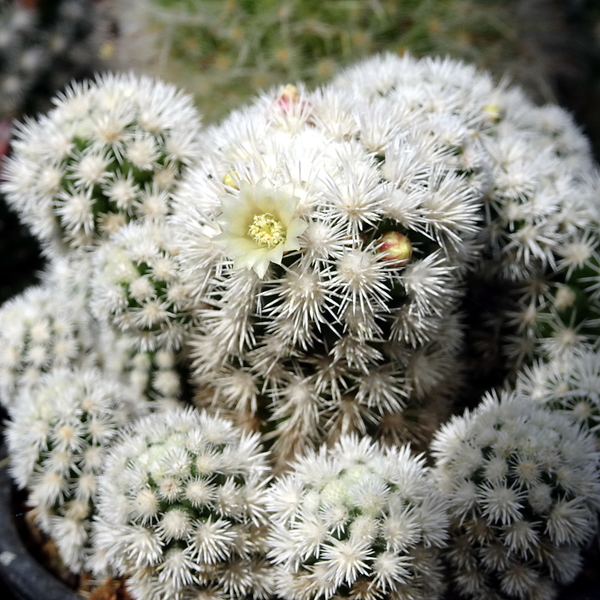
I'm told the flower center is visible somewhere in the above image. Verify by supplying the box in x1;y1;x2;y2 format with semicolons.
248;213;286;247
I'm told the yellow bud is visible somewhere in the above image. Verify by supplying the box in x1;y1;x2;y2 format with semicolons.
223;171;239;189
378;231;412;266
483;103;501;122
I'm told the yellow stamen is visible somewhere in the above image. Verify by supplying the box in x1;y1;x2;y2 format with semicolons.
248;213;286;248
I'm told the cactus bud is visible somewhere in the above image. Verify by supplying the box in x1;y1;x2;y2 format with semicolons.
222;171;239;189
377;231;412;266
277;83;300;112
483;102;501;122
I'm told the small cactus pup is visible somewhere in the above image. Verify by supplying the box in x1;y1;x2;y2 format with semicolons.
1;71;203;253
91;220;198;352
431;390;600;600
171;60;491;465
516;344;600;444
5;366;147;573
266;435;449;600
91;407;273;600
0;275;97;410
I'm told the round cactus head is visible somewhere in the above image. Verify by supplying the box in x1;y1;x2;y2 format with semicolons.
1;72;202;252
432;391;600;600
92;407;273;600
267;434;449;600
6;365;146;573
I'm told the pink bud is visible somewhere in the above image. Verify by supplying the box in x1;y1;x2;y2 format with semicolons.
276;84;300;113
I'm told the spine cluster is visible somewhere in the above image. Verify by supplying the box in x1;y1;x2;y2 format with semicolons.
267;435;449;600
6;366;146;572
1;71;203;252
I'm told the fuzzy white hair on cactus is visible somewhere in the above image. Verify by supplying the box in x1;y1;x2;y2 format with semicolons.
432;390;600;600
267;434;449;600
6;366;147;573
1;72;203;251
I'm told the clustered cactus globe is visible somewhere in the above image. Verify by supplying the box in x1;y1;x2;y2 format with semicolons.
267;435;449;600
2;71;203;252
432;391;600;600
0;281;96;407
1;52;600;600
6;366;146;572
92;407;272;600
172;56;492;465
91;221;198;352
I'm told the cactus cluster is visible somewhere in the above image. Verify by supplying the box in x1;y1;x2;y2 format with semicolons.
92;407;272;600
1;51;600;600
2;71;203;252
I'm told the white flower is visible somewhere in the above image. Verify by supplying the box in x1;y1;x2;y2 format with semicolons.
214;179;308;278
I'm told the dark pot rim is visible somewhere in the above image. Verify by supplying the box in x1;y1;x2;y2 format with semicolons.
0;445;81;600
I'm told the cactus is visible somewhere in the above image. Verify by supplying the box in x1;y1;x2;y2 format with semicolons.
169;61;491;465
0;275;97;408
432;390;600;600
91;220;198;352
267;434;449;600
91;407;272;600
1;48;600;600
5;365;147;573
330;54;600;385
1;71;203;252
516;344;600;443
